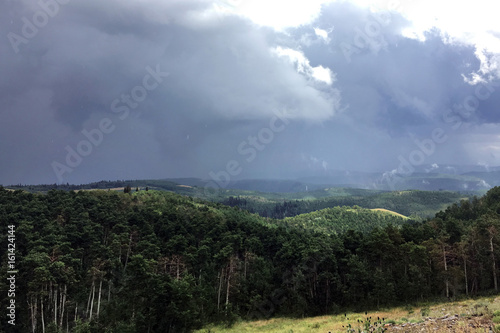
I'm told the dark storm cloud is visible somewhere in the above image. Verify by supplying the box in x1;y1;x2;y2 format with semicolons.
0;0;340;184
1;0;499;185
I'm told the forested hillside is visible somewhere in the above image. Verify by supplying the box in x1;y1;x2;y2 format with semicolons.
6;180;468;220
1;187;500;333
221;190;465;219
277;206;411;235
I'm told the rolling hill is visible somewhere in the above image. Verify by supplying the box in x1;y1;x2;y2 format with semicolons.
276;205;411;235
5;179;470;220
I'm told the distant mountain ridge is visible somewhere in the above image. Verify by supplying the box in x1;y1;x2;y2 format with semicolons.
5;163;499;194
5;177;469;219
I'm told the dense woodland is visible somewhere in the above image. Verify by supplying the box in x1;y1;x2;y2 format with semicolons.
1;186;500;332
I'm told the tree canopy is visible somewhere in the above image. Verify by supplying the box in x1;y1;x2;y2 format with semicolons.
1;186;499;332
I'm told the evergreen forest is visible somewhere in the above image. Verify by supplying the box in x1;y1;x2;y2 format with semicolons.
1;186;500;332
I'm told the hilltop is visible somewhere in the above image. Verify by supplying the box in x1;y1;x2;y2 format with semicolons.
275;206;411;235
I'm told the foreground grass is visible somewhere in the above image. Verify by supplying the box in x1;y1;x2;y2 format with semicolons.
195;296;500;333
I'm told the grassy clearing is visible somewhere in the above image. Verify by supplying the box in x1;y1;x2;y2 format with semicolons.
195;296;500;333
370;208;409;219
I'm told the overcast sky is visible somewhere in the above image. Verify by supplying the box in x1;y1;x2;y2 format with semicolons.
2;0;500;185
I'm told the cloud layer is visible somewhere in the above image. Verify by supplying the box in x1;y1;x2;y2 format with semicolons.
1;0;500;185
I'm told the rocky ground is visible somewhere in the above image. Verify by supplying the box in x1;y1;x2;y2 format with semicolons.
385;314;494;332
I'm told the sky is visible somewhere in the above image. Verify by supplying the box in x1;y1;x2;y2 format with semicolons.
2;0;500;185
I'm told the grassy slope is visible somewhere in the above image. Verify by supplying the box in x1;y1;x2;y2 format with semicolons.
370;208;409;219
196;296;500;333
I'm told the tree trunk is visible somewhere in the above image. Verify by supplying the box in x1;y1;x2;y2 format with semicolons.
74;303;78;322
30;295;37;333
48;281;52;313
97;279;103;318
54;285;58;327
225;265;231;308
86;280;93;318
226;257;236;308
443;244;449;298
490;235;498;291
217;268;224;311
89;281;96;321
66;305;69;333
41;296;45;333
60;284;66;328
34;296;38;333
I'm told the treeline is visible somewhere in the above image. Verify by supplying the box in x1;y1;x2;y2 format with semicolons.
4;179;189;195
0;187;499;332
221;190;465;219
8;180;466;220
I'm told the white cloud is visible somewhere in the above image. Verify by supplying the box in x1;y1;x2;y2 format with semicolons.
215;0;333;30
353;0;500;80
312;65;334;85
314;27;331;43
425;163;439;173
272;46;334;85
272;47;309;73
480;179;491;188
216;0;500;81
